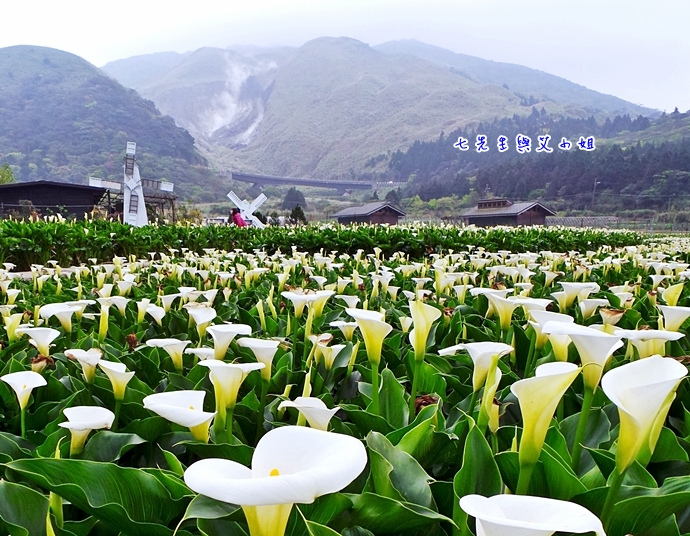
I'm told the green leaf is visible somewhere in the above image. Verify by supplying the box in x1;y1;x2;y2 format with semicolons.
379;368;409;429
393;404;456;469
80;431;146;462
651;427;690;463
180;494;240;522
161;448;186;477
367;432;436;509
346;493;454;534
0;432;33;463
5;458;192;536
340;404;394;435
453;422;502;535
0;480;49;536
297;506;341;536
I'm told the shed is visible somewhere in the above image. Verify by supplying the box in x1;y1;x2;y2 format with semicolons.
460;198;554;227
0;180;106;219
332;201;406;224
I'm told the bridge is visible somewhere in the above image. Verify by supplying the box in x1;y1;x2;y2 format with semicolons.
224;172;405;192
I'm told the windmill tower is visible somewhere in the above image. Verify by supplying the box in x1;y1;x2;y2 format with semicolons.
90;142;174;227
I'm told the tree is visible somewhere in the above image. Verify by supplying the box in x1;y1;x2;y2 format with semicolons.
290;204;307;224
0;164;15;185
282;187;307;210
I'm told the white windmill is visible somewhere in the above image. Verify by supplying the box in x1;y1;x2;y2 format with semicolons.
89;142;174;227
227;191;267;228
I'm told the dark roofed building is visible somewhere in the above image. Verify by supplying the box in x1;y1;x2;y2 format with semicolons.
333;201;405;225
460;198;554;227
0;180;106;219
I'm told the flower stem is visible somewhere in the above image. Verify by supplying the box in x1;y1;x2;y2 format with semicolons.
466;390;478;420
370;360;380;415
20;407;26;439
255;379;269;443
112;399;122;432
571;386;594;472
601;468;626;530
408;359;423;416
515;461;536;495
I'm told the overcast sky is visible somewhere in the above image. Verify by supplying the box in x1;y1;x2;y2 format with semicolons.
2;0;688;112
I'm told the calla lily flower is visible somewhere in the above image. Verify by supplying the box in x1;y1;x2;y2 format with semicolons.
186;306;217;338
184;426;367;536
237;338;281;382
601;355;688;472
64;348;102;383
541;322;623;391
143;390;216;443
98;360;135;401
485;293;520;331
146;304;166;326
511;362;581;493
207;323;252;360
278;397;339;430
329;320;358;341
661;281;684;306
528;310;574;353
658;304;690;332
439;341;513;393
59;406;115;455
15;327;61;356
39;303;78;332
345;308;391;367
146;338;192;373
613;328;684;359
3;313;24;343
318;343;346;370
460;494;606;536
408;300;442;362
579;298;609;320
199;360;265;414
281;290;318;318
1;370;47;410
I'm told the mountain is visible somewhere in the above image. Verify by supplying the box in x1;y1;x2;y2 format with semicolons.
0;45;222;201
374;40;657;117
102;47;294;146
103;37;657;181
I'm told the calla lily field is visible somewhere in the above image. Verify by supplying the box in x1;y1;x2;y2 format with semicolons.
0;219;689;536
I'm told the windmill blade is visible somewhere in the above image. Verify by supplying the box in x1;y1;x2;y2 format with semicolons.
247;215;265;229
227;191;247;209
248;193;267;212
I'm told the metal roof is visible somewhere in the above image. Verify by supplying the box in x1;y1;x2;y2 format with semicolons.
332;201;406;218
461;201;554;218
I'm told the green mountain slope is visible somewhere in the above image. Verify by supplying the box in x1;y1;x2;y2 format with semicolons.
374;39;658;117
211;37;575;179
104;37;656;181
0;45;222;201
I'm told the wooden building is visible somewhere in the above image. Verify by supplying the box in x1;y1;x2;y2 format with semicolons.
460;198;554;227
333;201;405;225
0;180;106;219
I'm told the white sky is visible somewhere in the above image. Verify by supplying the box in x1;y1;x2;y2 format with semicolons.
2;0;689;112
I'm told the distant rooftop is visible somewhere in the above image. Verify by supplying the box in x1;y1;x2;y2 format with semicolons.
461;198;554;217
332;201;406;218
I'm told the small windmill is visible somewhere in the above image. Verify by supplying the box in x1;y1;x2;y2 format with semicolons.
227;191;267;228
90;142;174;227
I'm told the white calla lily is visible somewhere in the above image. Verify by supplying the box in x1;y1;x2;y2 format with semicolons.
439;341;513;393
143;390;216;442
278;396;339;431
186;306;217;338
613;328;684;359
601;355;688;472
206;323;252;360
15;327;61;356
237;338;281;382
98;360;135;401
146;338;192;373
184;426;367;536
59;406;115;455
511;362;581;493
460;494;605;536
1;370;47;410
658;304;690;332
64;348;102;383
